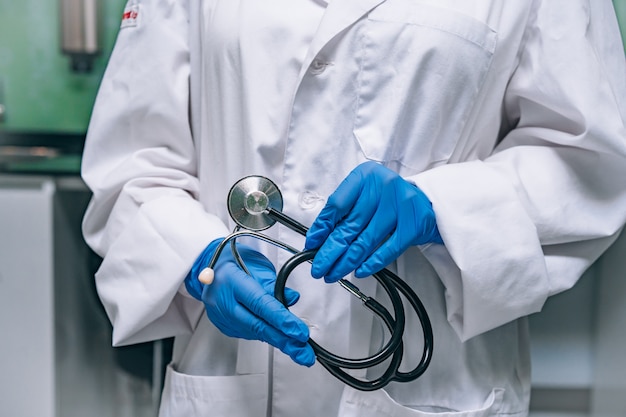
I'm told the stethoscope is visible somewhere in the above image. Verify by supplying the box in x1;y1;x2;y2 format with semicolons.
202;176;433;391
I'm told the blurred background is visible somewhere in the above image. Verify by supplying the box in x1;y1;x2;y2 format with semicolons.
0;1;624;416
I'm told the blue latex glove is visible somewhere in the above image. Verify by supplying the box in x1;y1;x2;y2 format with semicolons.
305;161;443;282
185;239;315;367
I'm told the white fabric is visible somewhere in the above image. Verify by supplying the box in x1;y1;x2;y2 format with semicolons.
81;0;626;416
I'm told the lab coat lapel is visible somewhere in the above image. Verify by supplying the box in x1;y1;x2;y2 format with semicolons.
297;0;387;82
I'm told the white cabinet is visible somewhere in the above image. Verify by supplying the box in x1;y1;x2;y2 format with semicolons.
0;176;56;417
0;175;158;417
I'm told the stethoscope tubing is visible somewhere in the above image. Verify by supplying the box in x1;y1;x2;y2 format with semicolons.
274;248;433;391
208;226;434;391
274;249;406;370
208;176;434;391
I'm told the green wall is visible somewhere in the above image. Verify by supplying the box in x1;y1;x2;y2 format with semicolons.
0;0;125;133
0;0;625;134
616;0;626;47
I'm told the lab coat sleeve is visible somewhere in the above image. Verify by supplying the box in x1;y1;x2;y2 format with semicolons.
81;0;228;346
411;0;626;341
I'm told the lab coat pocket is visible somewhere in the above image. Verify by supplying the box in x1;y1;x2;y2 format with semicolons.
353;2;497;170
338;386;505;417
158;363;268;417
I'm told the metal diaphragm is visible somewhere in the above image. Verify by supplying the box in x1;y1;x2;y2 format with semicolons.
227;175;284;231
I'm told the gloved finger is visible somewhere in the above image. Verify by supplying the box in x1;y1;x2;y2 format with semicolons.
309;223;354;280
327;207;396;281
283;287;301;307
280;340;316;367
226;304;314;366
269;334;315;367
221;294;315;366
320;236;371;282
356;234;402;278
310;190;379;279
237;254;299;306
257;278;301;306
305;169;363;250
356;200;440;277
234;280;310;343
207;305;248;340
263;327;316;367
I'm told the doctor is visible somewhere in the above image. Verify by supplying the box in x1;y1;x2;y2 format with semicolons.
82;0;626;416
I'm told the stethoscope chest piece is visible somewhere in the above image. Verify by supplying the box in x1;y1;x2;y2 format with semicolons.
213;175;433;391
227;175;283;231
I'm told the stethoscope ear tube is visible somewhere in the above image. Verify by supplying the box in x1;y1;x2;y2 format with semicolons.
274;249;434;391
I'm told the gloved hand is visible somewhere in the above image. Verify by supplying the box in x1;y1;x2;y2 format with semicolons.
185;238;315;367
305;161;443;282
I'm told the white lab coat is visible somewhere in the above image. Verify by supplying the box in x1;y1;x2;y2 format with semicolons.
81;0;626;416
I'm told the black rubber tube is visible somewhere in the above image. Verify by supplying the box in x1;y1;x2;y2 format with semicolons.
274;249;433;391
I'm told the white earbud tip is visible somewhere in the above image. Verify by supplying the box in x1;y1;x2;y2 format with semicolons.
198;268;215;285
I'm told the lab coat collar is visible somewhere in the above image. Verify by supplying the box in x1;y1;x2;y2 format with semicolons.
298;0;386;82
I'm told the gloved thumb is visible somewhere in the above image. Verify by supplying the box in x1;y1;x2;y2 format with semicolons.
258;278;300;307
282;287;301;307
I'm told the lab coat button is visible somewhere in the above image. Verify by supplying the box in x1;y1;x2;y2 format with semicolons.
298;190;324;210
310;59;331;75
